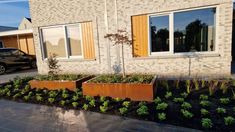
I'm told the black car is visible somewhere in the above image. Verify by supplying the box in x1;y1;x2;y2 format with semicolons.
0;48;37;74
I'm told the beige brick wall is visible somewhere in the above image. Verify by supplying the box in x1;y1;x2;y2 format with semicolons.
29;0;233;77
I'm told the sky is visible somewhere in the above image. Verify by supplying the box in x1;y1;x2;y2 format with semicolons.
0;0;30;27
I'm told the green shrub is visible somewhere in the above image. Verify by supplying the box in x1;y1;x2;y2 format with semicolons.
13;93;21;99
181;102;192;110
82;104;89;111
119;107;128;115
100;105;108;113
72;102;79;108
138;101;147;107
6;91;11;97
85;96;93;101
220;81;229;94
89;99;96;107
200;94;208;100
100;96;106;102
216;107;226;114
60;100;66;106
180;92;188;99
154;97;162;104
173;98;184;103
165;92;172;99
72;95;79;101
156;102;168;111
201;118;213;129
23;95;30;101
137;105;149;116
185;80;192;93
224;116;235;126
36;95;43;102
103;100;109;107
158;113;166;121
48;98;55;104
62;93;69;99
200;109;210;116
201;80;207;88
181;109;194;119
200;100;211;107
220;98;230;105
48;91;57;98
193;79;200;91
122;101;130;108
113;98;123;102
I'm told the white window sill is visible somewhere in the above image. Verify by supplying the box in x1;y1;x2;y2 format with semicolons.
43;58;96;62
132;53;221;60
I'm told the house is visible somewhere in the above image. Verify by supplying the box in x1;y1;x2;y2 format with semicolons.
0;17;35;55
29;0;233;77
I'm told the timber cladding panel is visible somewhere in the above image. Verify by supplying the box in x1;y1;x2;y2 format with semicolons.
0;36;18;48
81;22;96;60
132;15;148;57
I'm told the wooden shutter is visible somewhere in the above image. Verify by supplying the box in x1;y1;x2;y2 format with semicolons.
132;15;148;57
81;22;96;59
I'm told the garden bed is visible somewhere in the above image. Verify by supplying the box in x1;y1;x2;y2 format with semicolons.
0;77;235;131
29;75;93;91
83;75;157;101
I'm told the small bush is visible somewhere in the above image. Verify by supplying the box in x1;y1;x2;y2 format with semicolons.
181;109;194;119
173;98;184;103
200;94;208;100
100;105;108;113
82;104;89;111
122;101;130;108
113;98;123;102
100;96;106;103
48;98;55;104
62;93;69;99
216;107;226;114
119;107;128;115
13;93;21;99
154;97;162;104
201;118;213;129
72;102;79;108
165;92;172;99
23;95;30;101
85;96;93;102
60;100;66;106
200;100;211;108
89;99;96;107
220;98;230;105
72;95;79;101
137;105;149;116
181;102;192;110
224;116;235;126
158;113;166;121
36;95;43;102
48;91;57;98
200;109;210;116
156;102;168;111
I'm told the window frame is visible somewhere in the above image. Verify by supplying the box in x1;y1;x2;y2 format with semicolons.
39;23;84;60
147;5;218;57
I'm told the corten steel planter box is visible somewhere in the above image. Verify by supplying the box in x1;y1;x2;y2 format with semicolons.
29;76;93;91
82;76;157;101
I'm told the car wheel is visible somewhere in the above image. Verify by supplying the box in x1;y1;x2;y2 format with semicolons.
0;64;6;75
30;60;37;69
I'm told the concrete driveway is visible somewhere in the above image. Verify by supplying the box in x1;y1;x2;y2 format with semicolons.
0;68;38;84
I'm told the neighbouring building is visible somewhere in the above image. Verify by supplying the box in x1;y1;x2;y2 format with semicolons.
29;0;233;77
0;17;35;55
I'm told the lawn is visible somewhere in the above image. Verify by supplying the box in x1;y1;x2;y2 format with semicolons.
0;76;234;131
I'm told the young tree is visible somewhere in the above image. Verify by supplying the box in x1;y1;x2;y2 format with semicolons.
104;30;132;77
47;53;61;77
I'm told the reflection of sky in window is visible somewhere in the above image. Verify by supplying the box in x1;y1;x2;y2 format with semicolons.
174;8;215;31
150;16;169;32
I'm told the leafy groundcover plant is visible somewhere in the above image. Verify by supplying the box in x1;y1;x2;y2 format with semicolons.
88;74;154;84
0;77;234;131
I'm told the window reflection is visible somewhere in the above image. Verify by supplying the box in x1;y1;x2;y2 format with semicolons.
67;26;82;56
42;27;66;58
174;8;216;53
150;16;169;52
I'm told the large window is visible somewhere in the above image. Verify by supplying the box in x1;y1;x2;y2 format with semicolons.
174;8;216;53
150;15;170;53
41;24;83;59
149;7;216;55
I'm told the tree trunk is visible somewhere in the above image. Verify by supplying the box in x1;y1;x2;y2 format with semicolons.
121;44;126;78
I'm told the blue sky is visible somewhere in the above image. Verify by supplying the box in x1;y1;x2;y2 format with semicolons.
0;0;30;27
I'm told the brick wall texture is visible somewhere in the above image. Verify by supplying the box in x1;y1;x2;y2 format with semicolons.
29;0;233;77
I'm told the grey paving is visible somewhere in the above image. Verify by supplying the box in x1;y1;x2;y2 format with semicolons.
0;69;38;84
0;100;201;132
